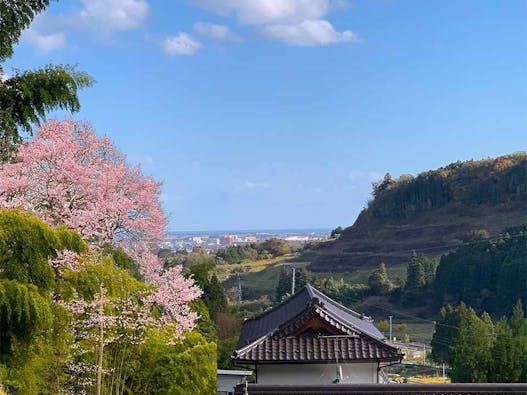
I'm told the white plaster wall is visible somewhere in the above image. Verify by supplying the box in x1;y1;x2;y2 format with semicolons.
257;363;378;385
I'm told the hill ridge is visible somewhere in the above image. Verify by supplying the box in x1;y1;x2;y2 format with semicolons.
305;153;527;272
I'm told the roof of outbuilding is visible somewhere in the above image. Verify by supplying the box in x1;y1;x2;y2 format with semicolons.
233;284;400;363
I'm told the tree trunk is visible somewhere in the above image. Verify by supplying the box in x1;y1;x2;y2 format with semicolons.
96;285;104;395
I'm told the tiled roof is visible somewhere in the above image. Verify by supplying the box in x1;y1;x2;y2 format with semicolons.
233;284;401;363
236;284;383;350
234;333;402;363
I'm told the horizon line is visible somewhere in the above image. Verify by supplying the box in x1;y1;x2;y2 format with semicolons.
168;227;333;234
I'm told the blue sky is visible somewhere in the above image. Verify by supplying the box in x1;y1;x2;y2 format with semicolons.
5;0;526;231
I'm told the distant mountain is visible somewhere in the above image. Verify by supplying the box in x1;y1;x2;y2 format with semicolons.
305;153;527;272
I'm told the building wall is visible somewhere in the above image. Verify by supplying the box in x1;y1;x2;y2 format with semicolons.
257;363;378;385
218;375;245;394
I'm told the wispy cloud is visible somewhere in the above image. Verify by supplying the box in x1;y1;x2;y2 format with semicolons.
193;22;240;41
21;0;150;51
23;30;67;52
79;0;150;31
192;0;330;25
163;33;202;56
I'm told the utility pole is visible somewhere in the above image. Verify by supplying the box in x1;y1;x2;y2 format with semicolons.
389;315;393;344
291;267;296;295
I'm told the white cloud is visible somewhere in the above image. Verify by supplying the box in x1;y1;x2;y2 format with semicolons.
193;22;239;41
191;0;359;47
20;0;149;51
163;33;202;56
263;19;358;46
193;0;330;25
79;0;150;30
23;30;67;52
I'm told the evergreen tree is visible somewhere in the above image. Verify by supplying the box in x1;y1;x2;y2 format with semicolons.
509;300;527;381
509;300;526;335
368;263;392;295
275;266;291;303
449;308;494;382
330;226;344;238
430;303;473;364
295;267;309;292
406;251;426;289
203;274;227;320
489;317;522;382
421;256;437;285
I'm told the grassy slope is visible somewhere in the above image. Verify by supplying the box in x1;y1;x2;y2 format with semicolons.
219;255;436;342
217;254;294;300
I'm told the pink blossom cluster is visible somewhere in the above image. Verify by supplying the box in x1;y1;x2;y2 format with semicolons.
50;249;81;272
0;120;165;247
0;120;200;334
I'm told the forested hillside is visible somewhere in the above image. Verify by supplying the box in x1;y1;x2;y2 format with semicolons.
305;153;527;272
434;225;526;316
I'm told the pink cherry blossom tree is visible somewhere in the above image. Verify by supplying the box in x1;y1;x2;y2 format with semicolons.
0;120;200;332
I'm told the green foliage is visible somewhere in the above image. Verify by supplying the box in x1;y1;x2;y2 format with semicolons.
126;331;216;395
103;245;142;280
203;274;228;319
216;244;258;264
61;257;148;301
164;249;215;268
187;262;228;320
274;267;309;303
190;299;217;342
434;226;527;316
259;238;291;257
489;317;522;382
368;263;392;295
216;238;291;264
430;303;468;364
330;226;344;238
275;266;291;303
0;210;217;393
311;276;369;306
218;336;239;370
0;209;58;290
449;308;494;382
0;280;53;357
0;2;93;159
55;225;88;254
376;320;389;332
0;1;51;62
186;261;216;289
0;210;87;393
405;252;426;290
432;302;527;382
368;153;527;219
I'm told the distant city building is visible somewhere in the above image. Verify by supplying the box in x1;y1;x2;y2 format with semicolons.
166;229;331;252
220;235;236;245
